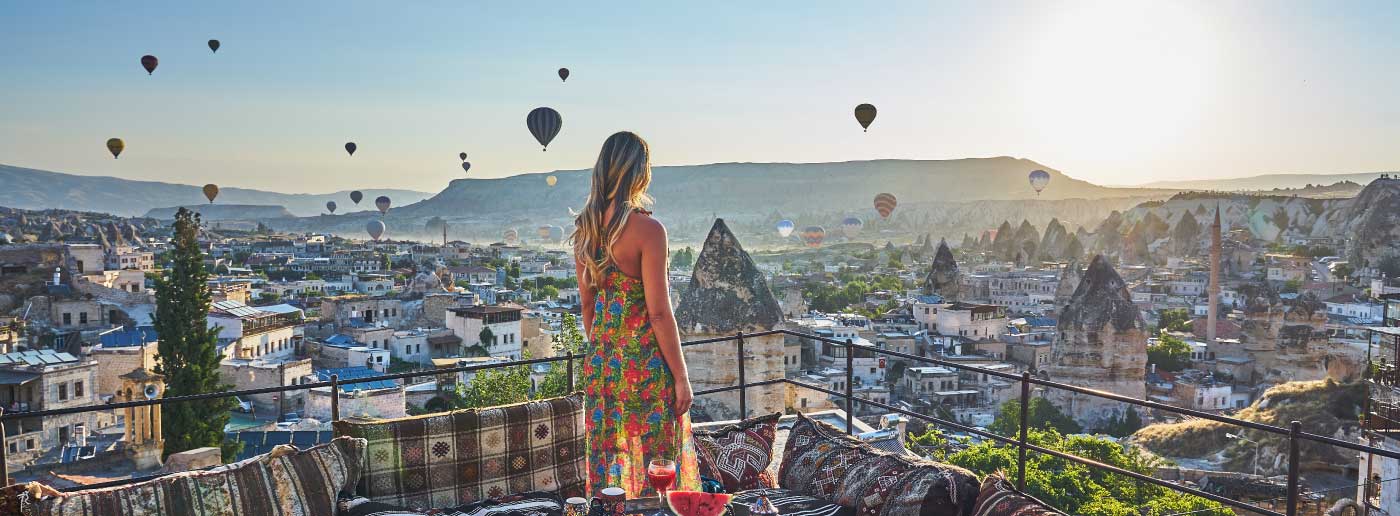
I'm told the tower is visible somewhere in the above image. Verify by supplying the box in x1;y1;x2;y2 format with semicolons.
1047;255;1147;430
1208;205;1222;345
119;368;166;469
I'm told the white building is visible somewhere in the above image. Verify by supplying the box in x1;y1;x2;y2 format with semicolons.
446;305;524;360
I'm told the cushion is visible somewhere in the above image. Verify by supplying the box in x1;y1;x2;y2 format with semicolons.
333;392;586;510
970;473;1065;516
693;413;780;492
731;488;854;516
29;436;365;516
777;414;979;516
342;491;564;516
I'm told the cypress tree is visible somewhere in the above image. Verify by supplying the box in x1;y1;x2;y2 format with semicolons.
153;208;236;459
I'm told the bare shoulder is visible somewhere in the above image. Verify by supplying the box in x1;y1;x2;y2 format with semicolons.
626;211;667;240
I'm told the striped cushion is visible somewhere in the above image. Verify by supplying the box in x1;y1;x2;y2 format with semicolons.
970;473;1065;516
731;488;854;516
30;436;366;516
333;393;586;510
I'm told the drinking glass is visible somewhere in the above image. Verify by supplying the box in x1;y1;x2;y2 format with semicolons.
647;458;677;515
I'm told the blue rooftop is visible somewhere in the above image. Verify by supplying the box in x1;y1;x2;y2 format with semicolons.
99;326;158;348
316;366;398;392
914;294;944;304
1024;317;1057;328
323;334;357;348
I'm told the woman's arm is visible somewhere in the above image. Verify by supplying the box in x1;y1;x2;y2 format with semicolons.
576;257;595;338
637;219;692;415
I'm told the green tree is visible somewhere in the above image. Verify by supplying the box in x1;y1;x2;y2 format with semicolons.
1156;308;1193;333
987;398;1082;437
455;361;532;408
537;313;587;398
153;208;238;460
479;326;495;348
1098;407;1143;437
1147;334;1192;372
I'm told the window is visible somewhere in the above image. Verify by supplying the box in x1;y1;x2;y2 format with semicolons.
59;383;68;401
62;313;72;325
25;439;34;450
79;312;88;324
75;381;83;397
7;442;14;454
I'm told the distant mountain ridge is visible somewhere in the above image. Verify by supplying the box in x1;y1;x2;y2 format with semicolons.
0;164;432;217
1133;172;1393;191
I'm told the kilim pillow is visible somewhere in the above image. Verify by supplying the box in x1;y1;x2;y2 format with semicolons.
730;488;855;516
333;392;587;510
29;436;366;516
693;412;780;492
777;414;980;516
969;473;1066;516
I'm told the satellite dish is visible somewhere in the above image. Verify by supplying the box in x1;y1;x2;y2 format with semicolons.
143;384;159;400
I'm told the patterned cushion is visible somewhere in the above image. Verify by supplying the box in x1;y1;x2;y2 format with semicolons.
334;393;586;510
970;473;1065;516
343;491;564;516
777;414;979;516
731;488;854;516
29;436;365;516
693;413;780;492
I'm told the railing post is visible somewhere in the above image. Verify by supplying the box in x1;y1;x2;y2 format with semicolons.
0;409;8;485
1018;371;1031;491
736;332;747;420
1286;420;1300;516
330;374;341;422
566;350;575;392
845;338;854;434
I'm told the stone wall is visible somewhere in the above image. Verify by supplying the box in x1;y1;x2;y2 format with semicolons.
306;386;406;421
219;358;313;416
92;342;158;402
684;331;785;422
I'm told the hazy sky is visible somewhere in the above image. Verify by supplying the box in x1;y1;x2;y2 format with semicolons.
3;1;1398;193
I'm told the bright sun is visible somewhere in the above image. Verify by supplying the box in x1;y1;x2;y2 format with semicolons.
1021;2;1218;165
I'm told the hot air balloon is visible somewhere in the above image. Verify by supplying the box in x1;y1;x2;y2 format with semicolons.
842;217;863;238
350;191;363;204
854;103;877;132
106;138;125;159
549;225;565;242
326;201;337;214
374;195;391;215
140;55;158;75
208;40;220;53
366;220;385;241
345;142;357;156
558;68;570;82
527;107;562;151
202;184;220;204
546;175;558;187
461;162;471;174
801;226;826;248
1029;170;1051;195
503;228;519;246
459;152;467;161
537;225;552;240
776;220;795;237
873;193;897;219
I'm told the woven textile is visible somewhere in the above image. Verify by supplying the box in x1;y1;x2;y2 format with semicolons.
334;393;587;510
731;488;855;516
970;474;1065;516
777;414;979;516
342;491;564;516
30;436;365;516
693;413;780;492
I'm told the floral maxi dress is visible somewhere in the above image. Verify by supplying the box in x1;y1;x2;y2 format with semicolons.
581;268;700;497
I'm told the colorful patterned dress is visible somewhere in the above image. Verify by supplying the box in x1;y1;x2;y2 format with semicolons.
581;266;700;498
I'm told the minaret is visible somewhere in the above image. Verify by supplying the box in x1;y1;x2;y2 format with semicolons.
1208;205;1222;345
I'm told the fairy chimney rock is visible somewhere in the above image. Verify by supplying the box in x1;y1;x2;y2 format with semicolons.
923;239;961;300
1046;254;1147;430
675;219;784;422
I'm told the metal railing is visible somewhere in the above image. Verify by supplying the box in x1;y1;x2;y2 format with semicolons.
0;328;1393;516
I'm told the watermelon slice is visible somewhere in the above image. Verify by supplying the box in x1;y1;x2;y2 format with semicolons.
667;491;732;516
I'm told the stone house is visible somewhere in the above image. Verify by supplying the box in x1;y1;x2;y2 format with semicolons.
0;349;99;470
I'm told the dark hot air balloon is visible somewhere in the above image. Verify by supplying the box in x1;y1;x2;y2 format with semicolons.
208;40;220;53
326;201;337;214
140;55;158;75
350;190;363;204
854;103;877;132
461;162;471;174
366;220;385;241
558;68;569;82
842;217;863;238
1029;170;1051;195
801;226;826;248
375;195;391;215
202;184;219;203
873;193;897;219
527;107;562;151
106;138;125;159
344;142;357;156
459;152;467;161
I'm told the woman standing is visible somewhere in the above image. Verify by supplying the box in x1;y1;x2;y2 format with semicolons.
573;131;699;497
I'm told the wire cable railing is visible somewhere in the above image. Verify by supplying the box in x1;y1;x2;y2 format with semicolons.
1;327;1395;516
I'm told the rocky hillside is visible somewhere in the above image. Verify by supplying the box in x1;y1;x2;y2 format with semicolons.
0;206;162;247
0;164;431;217
144;204;296;221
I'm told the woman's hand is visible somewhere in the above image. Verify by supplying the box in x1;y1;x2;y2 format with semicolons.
674;377;694;415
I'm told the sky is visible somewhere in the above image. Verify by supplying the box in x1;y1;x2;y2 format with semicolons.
2;1;1398;193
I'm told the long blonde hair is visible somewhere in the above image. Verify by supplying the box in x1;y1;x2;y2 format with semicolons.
571;131;654;288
